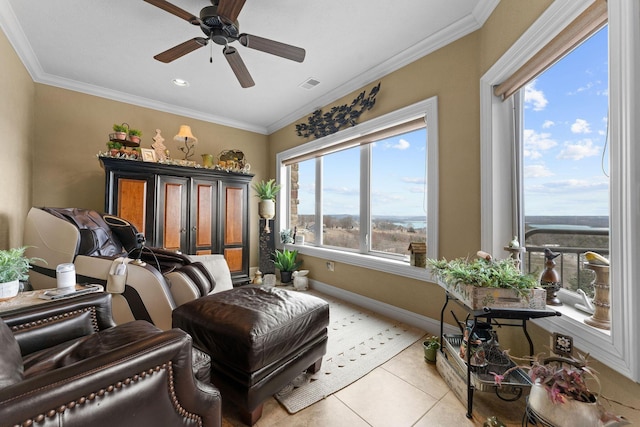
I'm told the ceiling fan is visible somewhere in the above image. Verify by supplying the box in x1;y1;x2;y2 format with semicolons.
144;0;306;88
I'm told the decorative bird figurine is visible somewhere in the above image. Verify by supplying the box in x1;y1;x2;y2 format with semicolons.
544;248;560;261
584;251;609;266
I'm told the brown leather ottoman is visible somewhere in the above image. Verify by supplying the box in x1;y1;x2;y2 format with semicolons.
172;286;329;425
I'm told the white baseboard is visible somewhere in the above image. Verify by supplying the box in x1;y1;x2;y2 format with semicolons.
310;280;458;336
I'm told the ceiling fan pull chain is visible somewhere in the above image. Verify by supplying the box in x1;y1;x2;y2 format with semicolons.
210;42;213;63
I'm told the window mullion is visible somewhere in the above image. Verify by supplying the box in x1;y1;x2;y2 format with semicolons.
360;145;371;252
316;157;323;246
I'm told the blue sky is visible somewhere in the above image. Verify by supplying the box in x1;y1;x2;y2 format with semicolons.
523;26;609;217
296;26;609;219
296;128;427;216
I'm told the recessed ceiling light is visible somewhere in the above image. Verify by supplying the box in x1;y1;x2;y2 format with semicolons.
172;78;189;87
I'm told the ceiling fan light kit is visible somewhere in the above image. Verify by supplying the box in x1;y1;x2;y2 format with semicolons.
144;0;306;88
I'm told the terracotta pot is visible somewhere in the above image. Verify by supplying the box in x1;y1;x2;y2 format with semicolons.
114;131;127;140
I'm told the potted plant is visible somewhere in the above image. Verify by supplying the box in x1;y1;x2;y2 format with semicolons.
0;247;43;300
252;179;281;232
106;141;123;157
423;335;440;363
128;129;142;144
272;249;302;284
112;123;128;140
427;251;545;309
492;354;628;427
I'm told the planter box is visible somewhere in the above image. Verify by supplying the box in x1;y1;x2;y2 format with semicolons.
438;280;546;310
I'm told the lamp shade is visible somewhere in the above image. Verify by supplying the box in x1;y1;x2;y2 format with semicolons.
174;125;198;144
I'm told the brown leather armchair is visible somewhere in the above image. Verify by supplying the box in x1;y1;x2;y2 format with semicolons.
0;292;221;427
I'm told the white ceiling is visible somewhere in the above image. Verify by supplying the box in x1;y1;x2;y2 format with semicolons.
0;0;498;134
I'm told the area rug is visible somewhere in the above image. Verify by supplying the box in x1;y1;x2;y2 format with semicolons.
274;290;425;413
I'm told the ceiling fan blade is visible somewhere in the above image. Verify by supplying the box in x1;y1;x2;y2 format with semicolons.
143;0;200;24
223;46;255;88
239;34;306;63
217;0;246;23
154;38;208;63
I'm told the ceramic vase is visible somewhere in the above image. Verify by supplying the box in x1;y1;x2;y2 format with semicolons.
0;279;19;301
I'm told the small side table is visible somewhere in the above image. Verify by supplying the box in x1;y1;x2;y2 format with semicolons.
0;284;103;315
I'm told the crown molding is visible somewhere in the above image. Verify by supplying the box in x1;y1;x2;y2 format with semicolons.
1;0;498;136
266;2;499;134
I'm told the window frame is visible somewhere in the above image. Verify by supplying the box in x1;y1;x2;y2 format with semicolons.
276;97;439;281
480;0;640;381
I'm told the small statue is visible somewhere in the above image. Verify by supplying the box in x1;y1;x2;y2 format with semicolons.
540;248;562;305
151;129;167;161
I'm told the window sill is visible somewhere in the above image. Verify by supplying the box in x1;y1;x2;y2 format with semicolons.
533;295;628;374
284;243;432;282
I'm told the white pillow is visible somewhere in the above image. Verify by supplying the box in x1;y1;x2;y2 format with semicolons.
188;254;233;293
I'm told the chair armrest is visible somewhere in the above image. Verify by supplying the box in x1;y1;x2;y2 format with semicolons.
1;292;116;356
0;322;221;427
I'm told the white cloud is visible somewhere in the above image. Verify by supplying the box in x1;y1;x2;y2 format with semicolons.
527;178;609;193
402;177;425;184
524;164;554;178
570;118;592;134
523;129;557;159
557;139;600;160
392;138;410;150
542;120;555;129
524;80;548;111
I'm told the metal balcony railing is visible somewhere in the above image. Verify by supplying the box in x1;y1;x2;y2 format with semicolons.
523;224;609;295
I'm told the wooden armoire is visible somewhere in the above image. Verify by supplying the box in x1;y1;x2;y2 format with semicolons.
100;157;252;285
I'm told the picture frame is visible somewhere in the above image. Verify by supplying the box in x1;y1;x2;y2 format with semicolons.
141;148;157;162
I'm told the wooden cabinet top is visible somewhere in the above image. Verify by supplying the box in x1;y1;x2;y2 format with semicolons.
100;156;254;182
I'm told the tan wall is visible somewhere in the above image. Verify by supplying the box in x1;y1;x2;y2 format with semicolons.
270;31;483;322
270;1;640;421
31;85;269;267
0;28;35;249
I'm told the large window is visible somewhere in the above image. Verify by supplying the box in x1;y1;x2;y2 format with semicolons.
521;26;609;300
481;0;640;381
277;97;438;279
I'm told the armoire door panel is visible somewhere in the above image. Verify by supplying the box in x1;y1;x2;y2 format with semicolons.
224;187;244;245
224;248;243;273
196;183;213;247
159;177;188;251
117;178;147;234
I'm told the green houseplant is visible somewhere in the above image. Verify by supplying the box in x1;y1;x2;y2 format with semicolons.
422;335;440;363
272;249;302;283
0;247;43;300
253;179;281;232
427;253;544;309
252;179;281;201
128;128;142;144
112;123;128;140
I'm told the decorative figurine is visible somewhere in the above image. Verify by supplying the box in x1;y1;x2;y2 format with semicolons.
583;251;611;330
540;248;562;305
504;236;525;269
152;129;167;161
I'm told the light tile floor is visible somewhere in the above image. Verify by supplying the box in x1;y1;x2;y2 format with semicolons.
221;337;528;427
